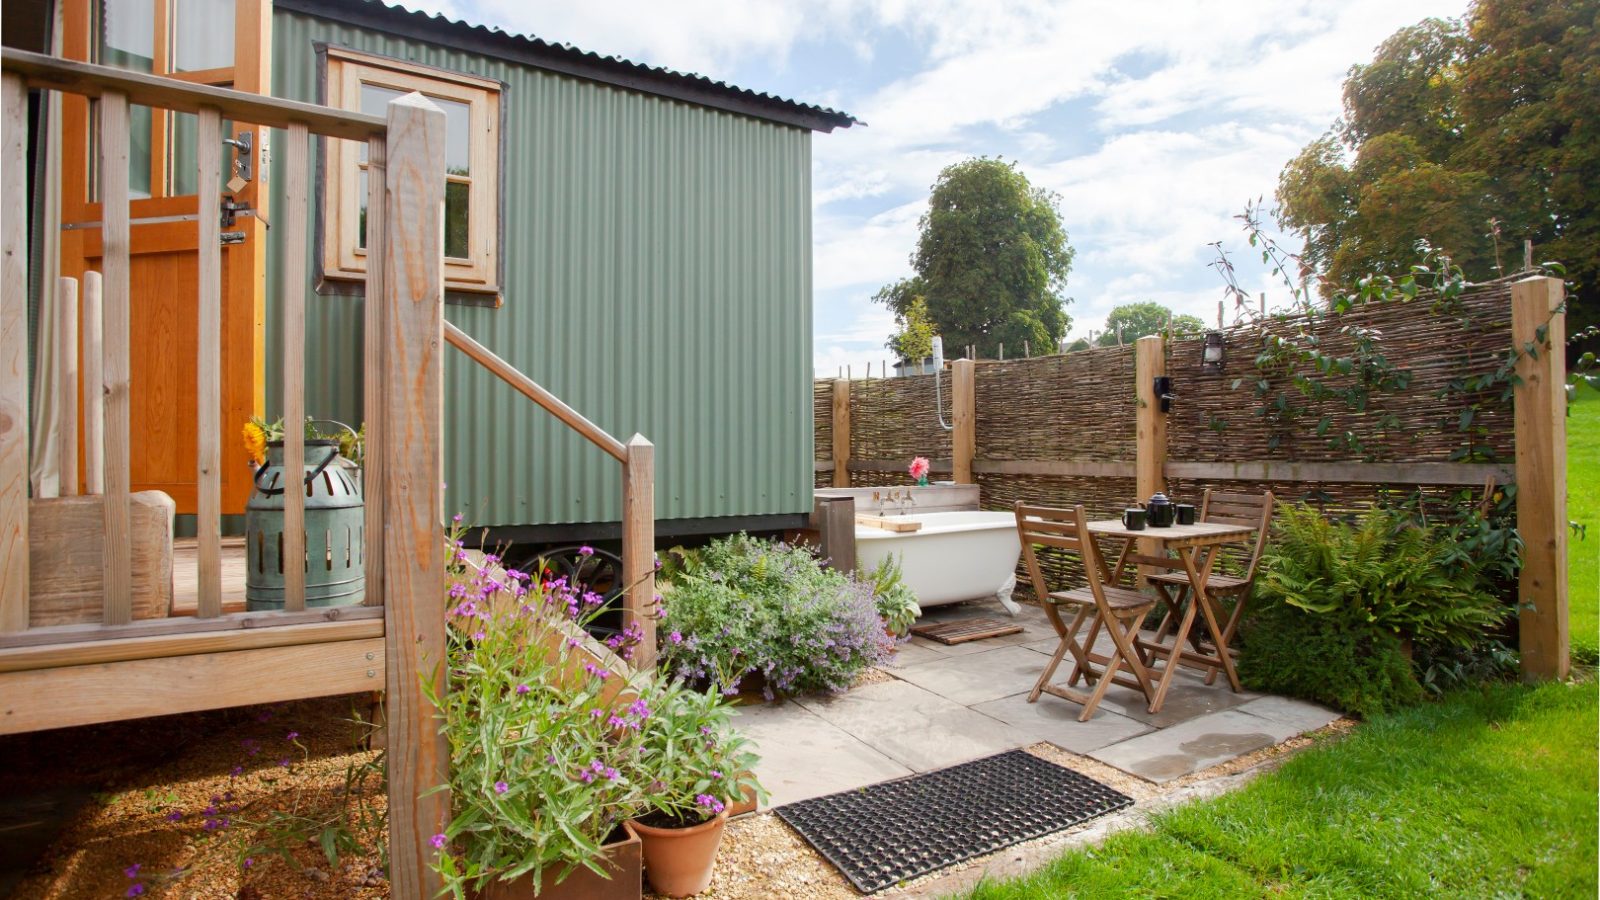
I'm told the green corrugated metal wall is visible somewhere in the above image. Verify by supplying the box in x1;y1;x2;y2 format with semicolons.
267;10;814;531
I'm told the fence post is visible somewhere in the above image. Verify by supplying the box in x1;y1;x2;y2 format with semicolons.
813;494;857;573
952;358;976;484
832;378;851;488
1135;336;1167;583
622;434;656;669
1;73;27;632
381;92;449;899
1512;275;1568;680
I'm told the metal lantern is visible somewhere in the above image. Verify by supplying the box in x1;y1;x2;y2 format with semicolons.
245;439;365;610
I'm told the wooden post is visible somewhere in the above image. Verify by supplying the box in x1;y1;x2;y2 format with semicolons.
195;107;223;618
1512;276;1568;680
622;434;656;669
281;121;310;612
1;74;28;632
363;134;387;607
952;358;975;484
57;278;79;496
100;91;133;626
83;272;104;495
381;92;449;900
813;495;856;573
1135;336;1167;584
831;379;851;488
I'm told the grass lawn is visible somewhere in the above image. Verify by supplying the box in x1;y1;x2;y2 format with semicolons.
1569;383;1598;660
963;680;1597;899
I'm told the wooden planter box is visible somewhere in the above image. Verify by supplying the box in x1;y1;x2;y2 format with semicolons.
469;823;641;900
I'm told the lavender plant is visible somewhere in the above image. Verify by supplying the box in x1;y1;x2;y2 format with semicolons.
658;535;892;699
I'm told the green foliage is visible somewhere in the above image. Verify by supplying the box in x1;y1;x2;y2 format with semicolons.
1241;503;1510;716
863;553;921;638
1095;302;1205;346
1569;383;1600;665
658;535;892;698
630;679;764;825
1238;597;1424;719
1275;0;1600;338
962;680;1599;898
876;283;937;362
876;158;1074;358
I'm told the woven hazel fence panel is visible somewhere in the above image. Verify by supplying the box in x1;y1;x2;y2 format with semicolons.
978;472;1136;598
848;372;954;485
815;381;836;488
1167;281;1516;466
975;345;1137;461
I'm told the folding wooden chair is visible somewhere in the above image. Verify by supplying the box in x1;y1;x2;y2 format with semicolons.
1014;502;1157;721
1146;489;1274;684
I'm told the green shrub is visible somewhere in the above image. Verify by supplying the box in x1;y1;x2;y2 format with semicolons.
863;553;921;638
1241;503;1509;716
659;535;891;698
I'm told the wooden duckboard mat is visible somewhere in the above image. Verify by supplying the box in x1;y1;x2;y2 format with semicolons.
910;617;1024;645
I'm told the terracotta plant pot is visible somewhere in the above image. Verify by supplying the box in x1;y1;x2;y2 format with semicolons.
469;822;642;900
628;812;728;898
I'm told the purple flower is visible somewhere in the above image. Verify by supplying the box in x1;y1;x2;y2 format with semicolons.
493;780;509;794
578;545;595;557
472;631;486;642
164;810;183;823
243;858;253;868
515;683;530;696
230;765;243;777
694;794;726;815
430;833;448;850
126;886;144;897
285;731;299;741
669;631;683;644
278;758;290;768
124;864;141;878
710;770;724;779
452;513;464;523
604;767;619;781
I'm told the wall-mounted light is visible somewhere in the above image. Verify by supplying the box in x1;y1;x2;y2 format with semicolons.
1153;375;1174;413
1201;331;1226;374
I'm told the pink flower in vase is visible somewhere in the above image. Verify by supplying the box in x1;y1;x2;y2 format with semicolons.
908;456;931;485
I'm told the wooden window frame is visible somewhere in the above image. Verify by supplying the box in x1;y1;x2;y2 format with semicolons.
323;47;501;294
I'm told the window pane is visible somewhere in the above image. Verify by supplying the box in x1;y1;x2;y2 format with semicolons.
168;112;233;196
445;181;469;259
357;84;405;164
172;0;235;72
437;98;471;176
358;168;368;250
93;0;155;200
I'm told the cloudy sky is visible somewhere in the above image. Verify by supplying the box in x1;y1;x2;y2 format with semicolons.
404;0;1467;375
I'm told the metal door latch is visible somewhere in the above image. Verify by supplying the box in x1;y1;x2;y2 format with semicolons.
222;131;253;182
221;231;246;245
220;198;251;227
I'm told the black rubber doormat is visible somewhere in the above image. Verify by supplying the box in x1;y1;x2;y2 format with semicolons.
775;749;1133;893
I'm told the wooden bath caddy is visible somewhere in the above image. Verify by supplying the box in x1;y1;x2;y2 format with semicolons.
855;514;922;533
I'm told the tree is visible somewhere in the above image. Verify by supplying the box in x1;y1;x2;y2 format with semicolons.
1095;302;1206;346
876;158;1074;358
1276;0;1599;343
875;279;936;362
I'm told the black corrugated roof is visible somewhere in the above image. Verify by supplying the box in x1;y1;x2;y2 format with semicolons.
277;0;862;132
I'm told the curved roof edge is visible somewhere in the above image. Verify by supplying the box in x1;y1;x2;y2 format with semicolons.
277;0;863;133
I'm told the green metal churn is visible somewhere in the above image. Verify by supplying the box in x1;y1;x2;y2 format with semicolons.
245;438;365;610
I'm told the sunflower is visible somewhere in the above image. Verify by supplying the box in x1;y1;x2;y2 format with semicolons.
242;421;268;466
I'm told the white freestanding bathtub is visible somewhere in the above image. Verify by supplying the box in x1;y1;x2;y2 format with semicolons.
855;511;1023;615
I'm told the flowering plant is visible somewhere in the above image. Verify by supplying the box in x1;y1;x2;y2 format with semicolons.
908;456;931;485
425;534;653;897
628;679;763;827
659;535;892;699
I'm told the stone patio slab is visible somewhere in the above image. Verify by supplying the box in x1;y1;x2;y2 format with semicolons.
1089;704;1321;783
1088;667;1261;729
732;702;913;808
891;645;1055;706
881;640;948;669
794;679;1030;772
1233;695;1341;733
968;691;1155;754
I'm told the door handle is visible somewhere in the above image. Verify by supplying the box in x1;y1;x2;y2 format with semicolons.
222;131;253;183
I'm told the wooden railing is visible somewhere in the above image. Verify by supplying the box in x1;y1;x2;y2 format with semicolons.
441;322;657;667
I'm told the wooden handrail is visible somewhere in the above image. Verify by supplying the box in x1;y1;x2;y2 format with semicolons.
0;49;385;141
442;321;628;463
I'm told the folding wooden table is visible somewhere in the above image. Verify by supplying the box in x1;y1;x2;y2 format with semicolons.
1085;519;1257;713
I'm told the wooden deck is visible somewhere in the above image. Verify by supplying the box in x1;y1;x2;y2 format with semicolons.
170;537;249;616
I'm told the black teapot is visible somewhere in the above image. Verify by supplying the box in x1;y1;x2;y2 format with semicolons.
1146;492;1176;528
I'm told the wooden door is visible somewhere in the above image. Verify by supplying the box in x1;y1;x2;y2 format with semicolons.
58;0;270;515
